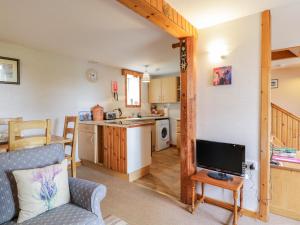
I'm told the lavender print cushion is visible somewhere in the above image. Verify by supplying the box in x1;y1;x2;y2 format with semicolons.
12;159;70;223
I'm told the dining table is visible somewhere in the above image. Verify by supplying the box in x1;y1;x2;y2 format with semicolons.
0;135;71;153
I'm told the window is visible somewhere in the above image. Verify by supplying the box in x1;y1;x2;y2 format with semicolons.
122;69;141;108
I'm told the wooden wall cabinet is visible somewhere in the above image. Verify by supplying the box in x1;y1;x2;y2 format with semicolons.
78;124;98;163
149;76;180;103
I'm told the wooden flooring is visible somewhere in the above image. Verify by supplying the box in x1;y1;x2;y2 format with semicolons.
134;147;180;199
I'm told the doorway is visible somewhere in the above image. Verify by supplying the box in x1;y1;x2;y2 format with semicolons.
269;47;300;220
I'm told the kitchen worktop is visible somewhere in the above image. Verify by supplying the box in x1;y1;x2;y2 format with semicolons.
80;119;155;128
80;116;168;128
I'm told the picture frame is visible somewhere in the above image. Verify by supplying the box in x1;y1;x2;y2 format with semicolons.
271;79;278;89
0;56;20;85
79;111;92;121
213;66;232;86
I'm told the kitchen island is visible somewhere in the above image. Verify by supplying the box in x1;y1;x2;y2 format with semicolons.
78;119;155;181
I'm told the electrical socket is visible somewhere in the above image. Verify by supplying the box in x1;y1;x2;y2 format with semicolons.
246;160;257;170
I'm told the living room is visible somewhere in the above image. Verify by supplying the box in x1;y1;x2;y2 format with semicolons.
0;1;300;225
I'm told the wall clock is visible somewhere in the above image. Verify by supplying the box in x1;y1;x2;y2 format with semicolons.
86;69;98;82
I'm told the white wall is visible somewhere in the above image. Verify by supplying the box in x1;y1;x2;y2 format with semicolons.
272;2;300;49
0;41;150;158
272;67;300;116
197;13;261;211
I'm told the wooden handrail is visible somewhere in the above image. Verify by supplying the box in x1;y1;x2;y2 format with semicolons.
271;103;300;121
271;103;300;150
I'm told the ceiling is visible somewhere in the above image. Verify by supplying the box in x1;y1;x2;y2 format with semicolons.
1;0;299;75
0;0;179;75
168;0;300;29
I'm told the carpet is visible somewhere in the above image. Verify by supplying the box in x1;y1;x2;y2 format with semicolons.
77;166;300;225
104;215;128;225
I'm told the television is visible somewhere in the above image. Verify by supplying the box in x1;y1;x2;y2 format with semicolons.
196;139;245;180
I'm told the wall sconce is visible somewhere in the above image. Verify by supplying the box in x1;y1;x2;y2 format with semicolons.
208;39;229;63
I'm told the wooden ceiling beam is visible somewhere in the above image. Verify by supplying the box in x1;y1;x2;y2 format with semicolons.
117;0;198;38
272;50;297;60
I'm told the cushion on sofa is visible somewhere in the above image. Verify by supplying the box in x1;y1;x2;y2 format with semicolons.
13;159;70;223
0;144;65;224
2;203;100;225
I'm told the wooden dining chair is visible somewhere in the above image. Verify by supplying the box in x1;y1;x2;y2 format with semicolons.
8;119;51;151
0;117;23;152
63;116;79;177
0;117;23;135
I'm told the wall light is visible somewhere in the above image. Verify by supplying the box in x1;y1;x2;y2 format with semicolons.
208;39;229;63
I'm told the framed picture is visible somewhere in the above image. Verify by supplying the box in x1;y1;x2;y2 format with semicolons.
79;111;92;121
213;66;232;86
271;79;278;89
0;56;20;84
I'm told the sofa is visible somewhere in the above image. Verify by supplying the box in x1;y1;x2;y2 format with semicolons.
0;144;106;225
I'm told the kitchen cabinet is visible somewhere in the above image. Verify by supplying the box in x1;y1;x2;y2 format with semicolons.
78;121;152;182
149;76;180;103
149;78;162;103
78;124;98;163
103;126;127;173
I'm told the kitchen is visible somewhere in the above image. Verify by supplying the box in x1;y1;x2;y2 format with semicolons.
78;67;181;198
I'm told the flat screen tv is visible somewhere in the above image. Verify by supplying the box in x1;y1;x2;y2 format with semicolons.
196;139;245;180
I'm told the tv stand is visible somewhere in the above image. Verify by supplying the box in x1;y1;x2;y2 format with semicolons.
190;169;244;225
207;171;233;181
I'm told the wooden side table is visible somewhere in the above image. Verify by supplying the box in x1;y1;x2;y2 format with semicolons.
191;169;244;225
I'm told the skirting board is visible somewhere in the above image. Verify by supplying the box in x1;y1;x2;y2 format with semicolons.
197;194;258;219
270;206;300;221
80;159;150;182
128;166;150;182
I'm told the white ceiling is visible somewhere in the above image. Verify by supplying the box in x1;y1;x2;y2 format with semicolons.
0;0;179;75
168;0;300;29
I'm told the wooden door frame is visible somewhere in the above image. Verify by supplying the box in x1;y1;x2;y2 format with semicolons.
259;10;271;222
117;1;272;218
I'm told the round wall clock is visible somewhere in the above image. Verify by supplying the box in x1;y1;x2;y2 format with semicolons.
86;69;98;82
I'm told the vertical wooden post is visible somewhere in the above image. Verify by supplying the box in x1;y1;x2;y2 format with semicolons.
259;10;271;222
180;36;197;204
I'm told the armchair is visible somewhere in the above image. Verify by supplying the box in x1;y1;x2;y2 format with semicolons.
0;144;106;225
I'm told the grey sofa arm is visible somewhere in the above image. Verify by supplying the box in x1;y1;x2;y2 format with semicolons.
68;177;107;222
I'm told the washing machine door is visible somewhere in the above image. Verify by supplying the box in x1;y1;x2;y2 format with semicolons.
160;126;169;141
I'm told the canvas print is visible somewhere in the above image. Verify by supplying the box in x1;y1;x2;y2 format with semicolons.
213;66;232;86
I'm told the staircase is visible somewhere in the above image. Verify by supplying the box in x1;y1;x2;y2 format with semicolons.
271;103;300;150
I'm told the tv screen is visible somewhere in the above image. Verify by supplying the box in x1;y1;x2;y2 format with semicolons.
196;139;245;176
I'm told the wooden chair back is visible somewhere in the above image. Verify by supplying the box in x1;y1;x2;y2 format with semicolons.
0;117;23;125
0;117;23;137
8;119;51;151
63;116;78;157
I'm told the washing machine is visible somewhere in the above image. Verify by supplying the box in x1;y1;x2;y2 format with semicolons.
155;119;170;151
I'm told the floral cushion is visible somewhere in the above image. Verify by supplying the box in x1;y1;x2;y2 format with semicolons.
12;159;70;223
